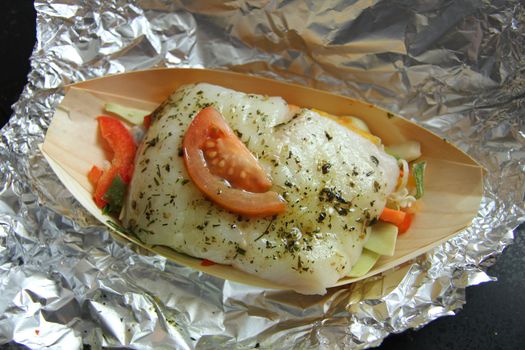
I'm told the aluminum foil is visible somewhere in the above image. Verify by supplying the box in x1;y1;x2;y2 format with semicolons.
1;0;524;348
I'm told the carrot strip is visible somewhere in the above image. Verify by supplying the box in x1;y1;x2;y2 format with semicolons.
379;207;407;226
92;116;137;209
398;213;414;234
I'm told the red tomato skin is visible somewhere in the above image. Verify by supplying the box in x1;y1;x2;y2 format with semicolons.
182;107;286;217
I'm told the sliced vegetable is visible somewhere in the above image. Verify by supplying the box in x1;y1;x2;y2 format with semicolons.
201;259;216;266
379;207;407;226
104;103;150;125
98;116;137;183
102;175;127;214
412;161;426;199
398;212;414;234
348;249;380;277
385;141;421;162
364;222;398;256
93;166;119;208
346;116;370;132
143;115;152;128
88;165;103;186
93;116;137;209
312;109;381;145
183;106;286;217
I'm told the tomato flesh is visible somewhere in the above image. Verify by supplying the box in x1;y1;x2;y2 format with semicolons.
183;107;286;217
202;128;272;193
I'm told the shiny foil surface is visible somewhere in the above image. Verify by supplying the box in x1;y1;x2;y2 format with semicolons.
1;0;524;348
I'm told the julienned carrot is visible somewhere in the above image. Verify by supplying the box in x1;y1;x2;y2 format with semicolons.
88;165;103;186
379;207;407;226
398;213;414;234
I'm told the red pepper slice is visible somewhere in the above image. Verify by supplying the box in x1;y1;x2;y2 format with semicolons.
93;166;119;208
98;116;137;183
92;116;136;208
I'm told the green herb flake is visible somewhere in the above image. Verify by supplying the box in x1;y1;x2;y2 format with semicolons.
321;162;331;174
102;175;127;214
236;246;246;255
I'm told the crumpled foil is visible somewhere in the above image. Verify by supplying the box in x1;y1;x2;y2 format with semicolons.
1;0;524;348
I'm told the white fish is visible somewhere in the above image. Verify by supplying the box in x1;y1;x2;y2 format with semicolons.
122;83;398;294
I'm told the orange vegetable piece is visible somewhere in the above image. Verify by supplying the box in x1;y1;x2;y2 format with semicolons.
88;165;103;186
379;207;407;226
398;213;414;234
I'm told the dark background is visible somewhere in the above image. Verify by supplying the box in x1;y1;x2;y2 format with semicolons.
0;2;523;349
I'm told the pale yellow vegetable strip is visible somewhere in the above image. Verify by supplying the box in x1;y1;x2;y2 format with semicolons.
347;249;381;277
104;103;150;125
364;222;398;256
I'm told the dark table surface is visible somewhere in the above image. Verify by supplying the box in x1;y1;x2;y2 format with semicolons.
1;2;523;349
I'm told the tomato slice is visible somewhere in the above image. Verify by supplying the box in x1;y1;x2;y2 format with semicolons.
183;106;286;217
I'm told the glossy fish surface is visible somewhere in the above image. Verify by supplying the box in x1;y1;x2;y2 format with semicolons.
122;83;399;294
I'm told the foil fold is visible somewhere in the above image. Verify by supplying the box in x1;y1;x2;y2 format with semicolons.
1;0;524;349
